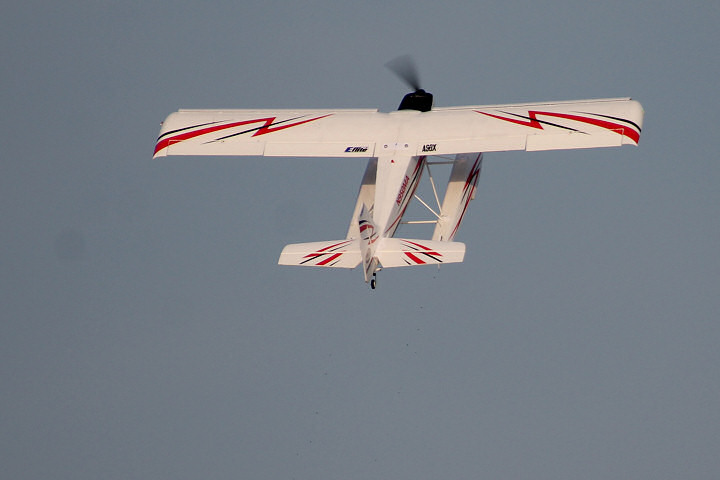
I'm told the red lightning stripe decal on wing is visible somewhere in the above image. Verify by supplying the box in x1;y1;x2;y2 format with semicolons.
476;110;640;144
251;115;331;136
154;114;331;155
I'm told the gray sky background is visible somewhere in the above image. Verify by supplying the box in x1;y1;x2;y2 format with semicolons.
2;1;719;479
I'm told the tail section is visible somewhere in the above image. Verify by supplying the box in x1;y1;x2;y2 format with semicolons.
358;204;380;282
376;238;465;268
278;237;465;269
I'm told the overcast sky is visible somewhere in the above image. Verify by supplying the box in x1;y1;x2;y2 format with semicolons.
2;1;719;479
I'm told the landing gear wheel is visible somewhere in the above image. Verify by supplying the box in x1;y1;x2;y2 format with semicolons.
370;274;377;290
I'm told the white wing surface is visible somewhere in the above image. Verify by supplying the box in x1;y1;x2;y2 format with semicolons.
154;98;642;158
154;109;381;158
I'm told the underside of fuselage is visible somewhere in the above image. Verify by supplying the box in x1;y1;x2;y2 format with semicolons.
343;149;481;288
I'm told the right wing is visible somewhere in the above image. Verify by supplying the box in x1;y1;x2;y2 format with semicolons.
417;97;643;155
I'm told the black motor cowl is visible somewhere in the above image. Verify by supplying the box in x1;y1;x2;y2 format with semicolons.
397;89;433;112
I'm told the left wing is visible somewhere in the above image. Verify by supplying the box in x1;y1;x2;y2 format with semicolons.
153;109;383;158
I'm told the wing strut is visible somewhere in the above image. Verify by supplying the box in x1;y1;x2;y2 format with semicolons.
425;161;443;217
413;193;440;219
401;157;446;225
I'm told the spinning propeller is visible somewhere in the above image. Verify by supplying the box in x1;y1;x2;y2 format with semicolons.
385;55;434;112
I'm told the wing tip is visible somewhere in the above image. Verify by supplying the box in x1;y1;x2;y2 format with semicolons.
152;141;168;158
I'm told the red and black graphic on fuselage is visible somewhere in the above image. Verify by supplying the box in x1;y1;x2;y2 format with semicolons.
300;240;352;266
359;219;378;245
384;156;425;236
396;175;410;206
476;110;641;143
154;114;331;156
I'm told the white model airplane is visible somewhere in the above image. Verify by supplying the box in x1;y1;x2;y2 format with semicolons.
154;59;643;289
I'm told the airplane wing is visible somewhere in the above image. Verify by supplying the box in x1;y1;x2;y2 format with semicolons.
426;97;643;154
153;109;383;158
153;98;642;158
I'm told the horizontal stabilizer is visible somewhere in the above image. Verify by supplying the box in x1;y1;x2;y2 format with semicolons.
376;238;465;268
278;239;361;268
278;237;465;269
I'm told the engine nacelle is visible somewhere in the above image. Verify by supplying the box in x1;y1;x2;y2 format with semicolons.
397;89;433;112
